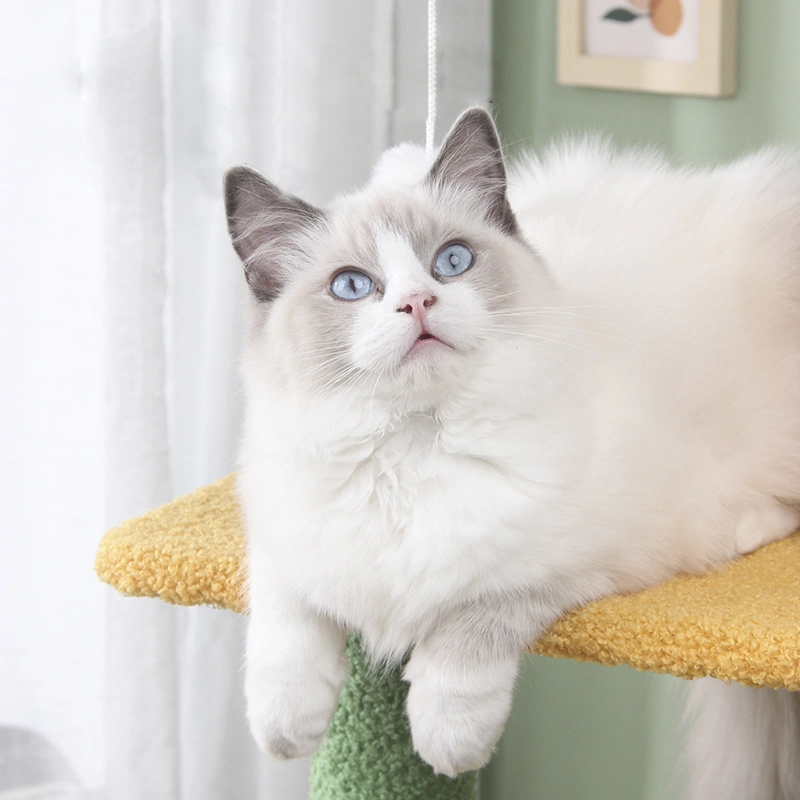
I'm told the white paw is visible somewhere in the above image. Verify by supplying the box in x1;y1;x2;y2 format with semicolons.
404;656;517;777
735;502;800;555
246;654;348;760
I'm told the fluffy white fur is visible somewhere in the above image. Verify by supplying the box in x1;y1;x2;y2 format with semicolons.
225;109;800;789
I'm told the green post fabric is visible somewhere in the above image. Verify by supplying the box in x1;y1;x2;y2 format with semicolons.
309;636;478;800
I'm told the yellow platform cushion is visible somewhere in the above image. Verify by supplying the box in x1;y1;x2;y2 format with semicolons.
95;474;800;690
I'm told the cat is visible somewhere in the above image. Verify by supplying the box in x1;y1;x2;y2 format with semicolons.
225;107;800;795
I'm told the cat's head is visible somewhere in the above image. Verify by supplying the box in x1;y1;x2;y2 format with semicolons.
225;108;554;412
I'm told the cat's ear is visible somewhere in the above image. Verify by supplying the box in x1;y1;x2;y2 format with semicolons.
224;166;324;302
427;107;517;235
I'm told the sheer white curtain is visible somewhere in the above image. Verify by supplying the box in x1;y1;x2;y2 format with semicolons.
1;0;490;797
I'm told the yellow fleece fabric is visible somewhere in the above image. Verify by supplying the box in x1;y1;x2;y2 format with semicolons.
95;474;800;690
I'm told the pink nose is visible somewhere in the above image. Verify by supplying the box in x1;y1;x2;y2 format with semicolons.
396;292;437;322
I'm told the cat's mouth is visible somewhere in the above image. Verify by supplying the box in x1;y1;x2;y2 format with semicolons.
407;329;453;357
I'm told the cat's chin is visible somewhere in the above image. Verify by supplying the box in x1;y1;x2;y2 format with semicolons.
392;352;464;411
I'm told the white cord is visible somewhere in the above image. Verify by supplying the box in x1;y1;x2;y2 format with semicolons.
425;0;437;156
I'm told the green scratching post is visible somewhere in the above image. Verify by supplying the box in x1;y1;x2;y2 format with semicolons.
309;636;479;800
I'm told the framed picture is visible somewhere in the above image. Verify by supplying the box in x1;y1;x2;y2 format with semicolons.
557;0;738;96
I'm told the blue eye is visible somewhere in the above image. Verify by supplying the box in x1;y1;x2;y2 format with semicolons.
330;270;375;300
434;243;473;277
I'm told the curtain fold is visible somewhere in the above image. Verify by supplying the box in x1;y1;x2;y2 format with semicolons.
1;0;490;796
1;2;108;795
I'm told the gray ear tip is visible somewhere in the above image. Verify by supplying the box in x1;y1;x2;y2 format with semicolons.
461;106;494;122
223;164;263;191
445;107;503;155
456;106;498;132
223;165;276;219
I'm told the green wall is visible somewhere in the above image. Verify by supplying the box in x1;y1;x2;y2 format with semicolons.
484;2;800;799
482;659;684;800
492;1;800;163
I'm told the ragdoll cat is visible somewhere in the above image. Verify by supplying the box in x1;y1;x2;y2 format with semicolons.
225;108;800;796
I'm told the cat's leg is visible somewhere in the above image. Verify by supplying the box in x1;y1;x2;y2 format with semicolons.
245;590;347;760
734;500;800;555
404;641;518;776
404;595;559;776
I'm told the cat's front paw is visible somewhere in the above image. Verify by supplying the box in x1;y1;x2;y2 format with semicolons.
246;654;348;760
404;655;517;776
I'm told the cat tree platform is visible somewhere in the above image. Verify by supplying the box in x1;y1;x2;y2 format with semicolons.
96;472;800;690
95;474;800;799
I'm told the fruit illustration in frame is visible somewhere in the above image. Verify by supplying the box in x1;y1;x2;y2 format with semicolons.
602;0;683;37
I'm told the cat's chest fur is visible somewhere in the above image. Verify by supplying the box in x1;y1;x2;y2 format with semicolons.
251;409;570;655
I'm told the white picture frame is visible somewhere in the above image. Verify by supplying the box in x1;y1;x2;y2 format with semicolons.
557;0;738;96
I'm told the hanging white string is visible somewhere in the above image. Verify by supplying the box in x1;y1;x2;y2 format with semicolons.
425;0;437;156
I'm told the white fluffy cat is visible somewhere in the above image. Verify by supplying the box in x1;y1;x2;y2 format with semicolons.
225;108;800;796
